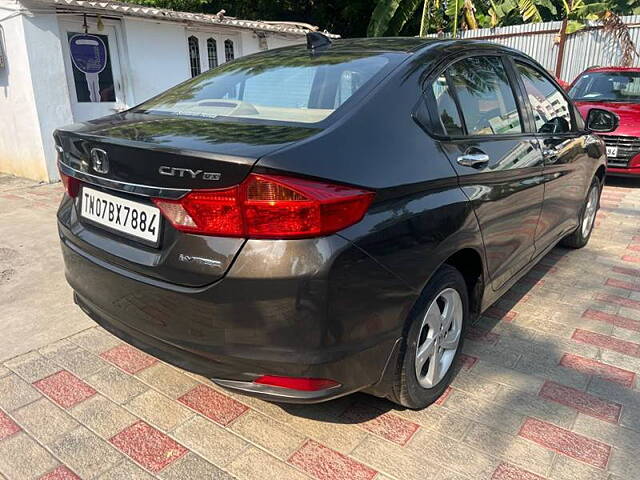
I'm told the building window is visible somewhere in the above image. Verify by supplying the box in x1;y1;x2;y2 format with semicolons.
207;38;218;70
224;39;234;62
188;36;201;77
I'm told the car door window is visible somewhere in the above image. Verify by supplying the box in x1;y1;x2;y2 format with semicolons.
446;56;522;136
515;62;573;134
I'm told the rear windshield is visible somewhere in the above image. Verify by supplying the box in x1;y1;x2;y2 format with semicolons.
570;71;640;102
135;51;394;124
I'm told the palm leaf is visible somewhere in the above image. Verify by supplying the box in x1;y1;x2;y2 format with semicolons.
566;19;585;33
518;0;542;22
386;0;425;36
446;0;463;35
367;0;403;37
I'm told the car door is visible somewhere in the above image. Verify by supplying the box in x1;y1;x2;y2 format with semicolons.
425;54;546;291
511;59;591;249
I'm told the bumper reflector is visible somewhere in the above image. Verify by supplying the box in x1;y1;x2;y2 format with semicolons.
253;375;340;391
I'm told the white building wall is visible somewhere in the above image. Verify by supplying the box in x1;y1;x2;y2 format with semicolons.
122;18;191;105
0;9;50;181
22;13;74;181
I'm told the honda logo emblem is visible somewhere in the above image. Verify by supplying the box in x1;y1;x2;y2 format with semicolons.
90;148;109;174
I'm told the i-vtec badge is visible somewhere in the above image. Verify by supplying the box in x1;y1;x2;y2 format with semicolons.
159;166;221;181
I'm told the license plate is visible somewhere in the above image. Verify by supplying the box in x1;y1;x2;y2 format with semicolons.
606;146;618;158
80;187;161;245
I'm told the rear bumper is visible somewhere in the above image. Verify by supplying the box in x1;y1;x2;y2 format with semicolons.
60;223;413;403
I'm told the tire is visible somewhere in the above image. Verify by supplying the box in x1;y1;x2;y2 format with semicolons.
388;264;469;409
561;177;601;249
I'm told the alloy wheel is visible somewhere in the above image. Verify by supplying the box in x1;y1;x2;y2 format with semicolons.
581;185;599;238
414;288;463;389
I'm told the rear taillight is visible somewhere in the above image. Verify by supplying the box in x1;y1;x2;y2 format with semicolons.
152;174;374;239
253;375;340;391
59;171;80;198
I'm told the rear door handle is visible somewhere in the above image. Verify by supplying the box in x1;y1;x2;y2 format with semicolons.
457;153;489;168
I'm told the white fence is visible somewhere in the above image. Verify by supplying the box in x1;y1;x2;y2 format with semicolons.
429;16;640;82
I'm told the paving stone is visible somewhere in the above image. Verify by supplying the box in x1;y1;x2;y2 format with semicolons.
518;418;611;470
0;374;41;411
158;452;234;480
69;328;122;354
39;465;81;480
50;427;123;478
463;422;554;476
494;385;577;429
38;340;76;360
608;447;639;478
435;470;472;480
572;329;640;357
471;361;544;396
515;355;590;390
4;351;61;383
351;435;441;480
96;461;155;480
0;365;10;378
560;354;636;388
178;384;247;426
490;462;545;480
12;398;78;445
289;439;378;480
69;394;136;438
405;428;501;478
100;345;157;375
440;389;524;435
172;416;247;467
230;409;306;460
539;381;622;424
227;446;308;480
340;402;419;446
86;365;149;404
450;370;502;400
125;389;193;432
135;363;198;398
33;370;96;409
283;409;368;454
0;432;58;479
548;454;608;480
110;421;188;473
395;403;473;440
0;409;21;440
52;347;110;378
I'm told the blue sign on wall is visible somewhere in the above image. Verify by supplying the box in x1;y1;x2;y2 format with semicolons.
69;34;108;102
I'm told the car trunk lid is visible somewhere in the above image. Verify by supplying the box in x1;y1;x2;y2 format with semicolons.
56;113;320;287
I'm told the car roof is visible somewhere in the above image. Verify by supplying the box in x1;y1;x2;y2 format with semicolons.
582;66;640;74
270;37;523;57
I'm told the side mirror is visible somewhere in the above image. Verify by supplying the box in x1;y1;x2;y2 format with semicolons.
586;108;619;133
539;117;570;134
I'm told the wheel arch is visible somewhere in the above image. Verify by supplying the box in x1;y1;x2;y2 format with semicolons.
595;165;606;186
442;247;485;321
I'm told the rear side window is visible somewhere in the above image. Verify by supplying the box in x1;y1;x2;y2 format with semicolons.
432;74;464;136
445;56;522;135
516;62;573;134
136;52;392;124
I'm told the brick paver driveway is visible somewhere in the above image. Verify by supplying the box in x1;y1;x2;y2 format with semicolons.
0;174;639;480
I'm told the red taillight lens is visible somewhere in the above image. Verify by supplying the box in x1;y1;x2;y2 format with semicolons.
153;174;374;239
59;172;80;198
253;375;340;391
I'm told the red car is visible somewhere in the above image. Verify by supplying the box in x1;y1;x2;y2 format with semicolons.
570;66;640;177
